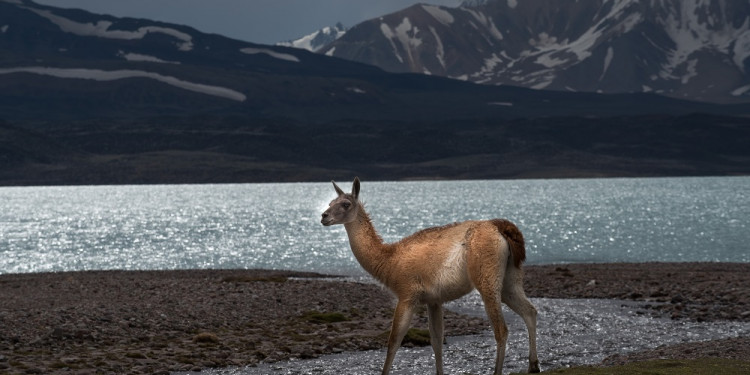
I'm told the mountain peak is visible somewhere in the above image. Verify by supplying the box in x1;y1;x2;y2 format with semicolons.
277;23;347;52
321;0;750;103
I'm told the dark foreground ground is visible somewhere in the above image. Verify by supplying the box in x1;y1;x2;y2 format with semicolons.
0;262;748;374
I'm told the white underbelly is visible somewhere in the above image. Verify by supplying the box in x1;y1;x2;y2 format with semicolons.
425;242;473;303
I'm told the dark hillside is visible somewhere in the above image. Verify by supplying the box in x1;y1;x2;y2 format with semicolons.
1;0;749;185
3;114;748;185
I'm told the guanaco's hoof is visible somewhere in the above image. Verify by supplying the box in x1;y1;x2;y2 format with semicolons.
529;360;541;373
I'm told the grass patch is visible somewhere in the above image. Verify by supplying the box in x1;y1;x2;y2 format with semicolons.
520;358;750;375
376;328;432;347
403;328;431;346
301;310;349;324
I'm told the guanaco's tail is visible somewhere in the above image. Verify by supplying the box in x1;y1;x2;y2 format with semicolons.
490;219;526;268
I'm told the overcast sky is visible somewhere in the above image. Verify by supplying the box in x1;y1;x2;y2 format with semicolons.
34;0;465;45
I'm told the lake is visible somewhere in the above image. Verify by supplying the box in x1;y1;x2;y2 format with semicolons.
1;176;748;275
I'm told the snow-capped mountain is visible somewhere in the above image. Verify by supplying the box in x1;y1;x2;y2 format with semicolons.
320;0;750;103
277;23;346;52
6;0;740;123
1;0;749;185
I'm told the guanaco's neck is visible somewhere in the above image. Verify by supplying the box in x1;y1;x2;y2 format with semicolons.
344;208;393;283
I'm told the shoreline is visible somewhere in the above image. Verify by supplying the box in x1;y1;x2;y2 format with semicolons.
1;262;749;374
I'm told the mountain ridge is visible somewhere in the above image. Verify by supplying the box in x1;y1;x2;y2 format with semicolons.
1;0;749;185
320;0;750;104
277;22;347;52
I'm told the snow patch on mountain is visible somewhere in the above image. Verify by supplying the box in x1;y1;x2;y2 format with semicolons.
0;67;246;101
460;0;490;6
278;23;346;52
600;47;614;81
380;18;424;65
240;47;300;63
320;0;750;103
474;54;504;83
380;23;404;63
734;30;750;72
461;8;503;41
118;51;180;64
395;18;421;65
660;2;750;77
422;5;454;25
732;84;750;96
429;26;446;69
26;7;194;51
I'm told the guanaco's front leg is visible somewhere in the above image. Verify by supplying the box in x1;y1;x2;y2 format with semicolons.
428;303;445;375
382;299;415;375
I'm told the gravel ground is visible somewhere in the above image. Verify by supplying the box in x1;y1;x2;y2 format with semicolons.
0;262;748;374
523;263;750;367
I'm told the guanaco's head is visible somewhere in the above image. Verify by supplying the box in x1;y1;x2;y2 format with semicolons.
321;177;361;226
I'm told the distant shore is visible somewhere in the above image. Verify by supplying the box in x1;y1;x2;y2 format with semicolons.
1;262;748;374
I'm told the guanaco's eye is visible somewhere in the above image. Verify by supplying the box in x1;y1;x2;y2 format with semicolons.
342;202;351;209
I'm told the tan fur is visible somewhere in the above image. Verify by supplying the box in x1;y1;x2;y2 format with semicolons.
321;178;540;375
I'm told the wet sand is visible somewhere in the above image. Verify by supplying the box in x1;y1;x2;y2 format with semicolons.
0;263;748;374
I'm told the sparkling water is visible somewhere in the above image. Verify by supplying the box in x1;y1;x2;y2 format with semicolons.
1;176;748;275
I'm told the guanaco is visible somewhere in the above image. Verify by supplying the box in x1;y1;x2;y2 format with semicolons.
321;177;539;375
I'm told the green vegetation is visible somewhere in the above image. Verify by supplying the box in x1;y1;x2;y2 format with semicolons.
403;328;431;346
509;358;750;375
376;327;433;347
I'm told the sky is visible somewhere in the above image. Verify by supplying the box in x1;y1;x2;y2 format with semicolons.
33;0;465;45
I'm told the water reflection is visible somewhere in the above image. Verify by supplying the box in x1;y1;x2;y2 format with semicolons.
1;177;748;274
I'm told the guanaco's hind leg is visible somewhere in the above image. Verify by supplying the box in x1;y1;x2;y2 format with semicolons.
468;231;509;375
503;266;541;373
382;299;416;375
427;303;445;375
476;280;508;375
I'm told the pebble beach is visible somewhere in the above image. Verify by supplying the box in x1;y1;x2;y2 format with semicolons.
0;262;748;374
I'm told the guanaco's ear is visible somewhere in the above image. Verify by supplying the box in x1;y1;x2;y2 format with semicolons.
332;180;345;196
352;177;360;200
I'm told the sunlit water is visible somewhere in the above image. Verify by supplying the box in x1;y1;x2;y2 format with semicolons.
1;177;748;275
